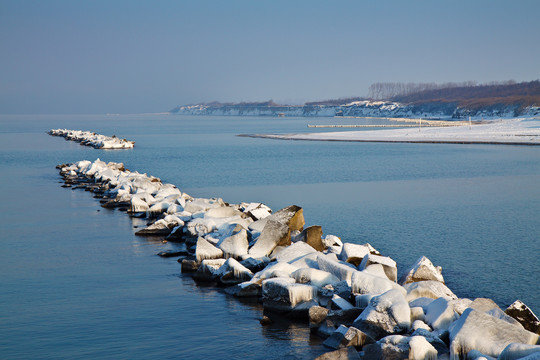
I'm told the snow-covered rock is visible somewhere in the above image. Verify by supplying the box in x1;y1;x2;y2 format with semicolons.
449;308;540;359
217;228;249;259
317;254;357;285
425;297;459;331
404;280;457;301
505;300;540;335
322;325;374;349
292;268;340;288
331;294;355;311
241;202;272;220
248;219;291;258
275;241;317;263
217;257;253;285
359;254;397;282
195;236;224;262
262;277;317;311
339;243;371;266
193;259;227;281
363;335;438;360
267;205;305;232
399;255;444;285
350;270;405;297
353;289;411;339
498;343;540;360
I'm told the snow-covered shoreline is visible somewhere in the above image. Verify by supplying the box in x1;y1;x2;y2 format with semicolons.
241;118;540;146
56;159;540;359
48;129;135;149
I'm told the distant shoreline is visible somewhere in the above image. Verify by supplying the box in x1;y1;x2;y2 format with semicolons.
238;118;540;146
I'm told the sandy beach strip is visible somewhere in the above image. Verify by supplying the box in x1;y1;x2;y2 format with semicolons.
240;118;540;145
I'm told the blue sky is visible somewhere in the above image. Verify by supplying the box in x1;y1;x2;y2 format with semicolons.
1;0;539;114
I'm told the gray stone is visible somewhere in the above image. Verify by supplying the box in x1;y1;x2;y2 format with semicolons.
323;325;374;350
314;347;361;360
248;219;291;258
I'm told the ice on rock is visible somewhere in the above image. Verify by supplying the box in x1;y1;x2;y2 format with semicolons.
242;202;272;220
356;294;375;309
292;268;339;288
322;235;343;249
248;219;291;258
217;258;253;285
409;297;436;313
248;217;269;234
289;252;320;269
205;206;244;218
339;243;371;266
412;320;432;332
498;343;540;360
350;270;406;297
505;300;540;335
425;297;459;331
467;298;523;327
449;308;540;359
411;306;426;322
404;280;457;302
224;279;261;297
400;255;444;285
449;298;473;316
266;205;305;232
195;236;224;262
184;198;224;213
193;259;227;281
364;263;390;280
317;254;357;285
130;195;150;213
359;254;398;282
275;241;317;263
322;325;374;349
262;277;316;310
331;294;355;311
135;218;174;235
353;289;411;339
217;229;249;259
364;335;437;360
254;261;298;280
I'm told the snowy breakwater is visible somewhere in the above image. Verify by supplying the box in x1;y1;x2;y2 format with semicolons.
57;159;540;360
48;129;135;149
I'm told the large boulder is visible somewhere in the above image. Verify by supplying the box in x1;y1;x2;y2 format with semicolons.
241;202;272;220
424;297;459;331
339;243;371;267
217;258;253;285
275;241;317;263
314;347;361;360
399;255;444;285
359;254;398;283
295;225;326;252
363;335;438;360
193;259;227;281
292;268;340;288
404;280;457;302
498;343;540;360
350;270;406;297
448;308;540;359
322;325;374;350
248;219;291;258
262;277;317;312
317;254;357;286
505;300;540;335
217;228;249;259
353;289;411;340
268;205;305;232
195;236;224;262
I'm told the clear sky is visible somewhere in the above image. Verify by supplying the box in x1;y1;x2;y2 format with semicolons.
1;0;539;114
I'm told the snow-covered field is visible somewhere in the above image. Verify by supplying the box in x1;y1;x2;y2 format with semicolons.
248;118;540;145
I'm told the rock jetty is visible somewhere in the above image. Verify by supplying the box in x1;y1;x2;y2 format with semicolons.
48;129;135;149
57;159;540;359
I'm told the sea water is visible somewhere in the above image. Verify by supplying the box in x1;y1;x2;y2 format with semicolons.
0;114;539;359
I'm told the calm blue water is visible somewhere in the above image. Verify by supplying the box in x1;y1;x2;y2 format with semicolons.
1;114;539;359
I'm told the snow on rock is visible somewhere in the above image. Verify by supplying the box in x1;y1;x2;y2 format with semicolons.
505;300;540;335
353;289;411;340
411;307;426;322
49;129;135;149
184;198;225;213
217;257;253;285
322;235;343;250
331;294;355;311
409;297;436;313
425;297;459;331
193;259;227;282
363;335;437;360
217;228;249;259
239;256;270;273
317;254;357;286
350;270;406;297
364;263;390;280
339;243;371;266
399;255;444;285
254;261;298;280
224;279;261;297
411;320;432;332
275;241;317;263
267;205;305;232
404;280;458;301
498;343;540;360
359;254;398;282
322;324;374;350
292;268;340;288
135;218;176;236
449;308;540;359
241;202;272;220
248;219;291;258
262;277;317;310
195;236;224;262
